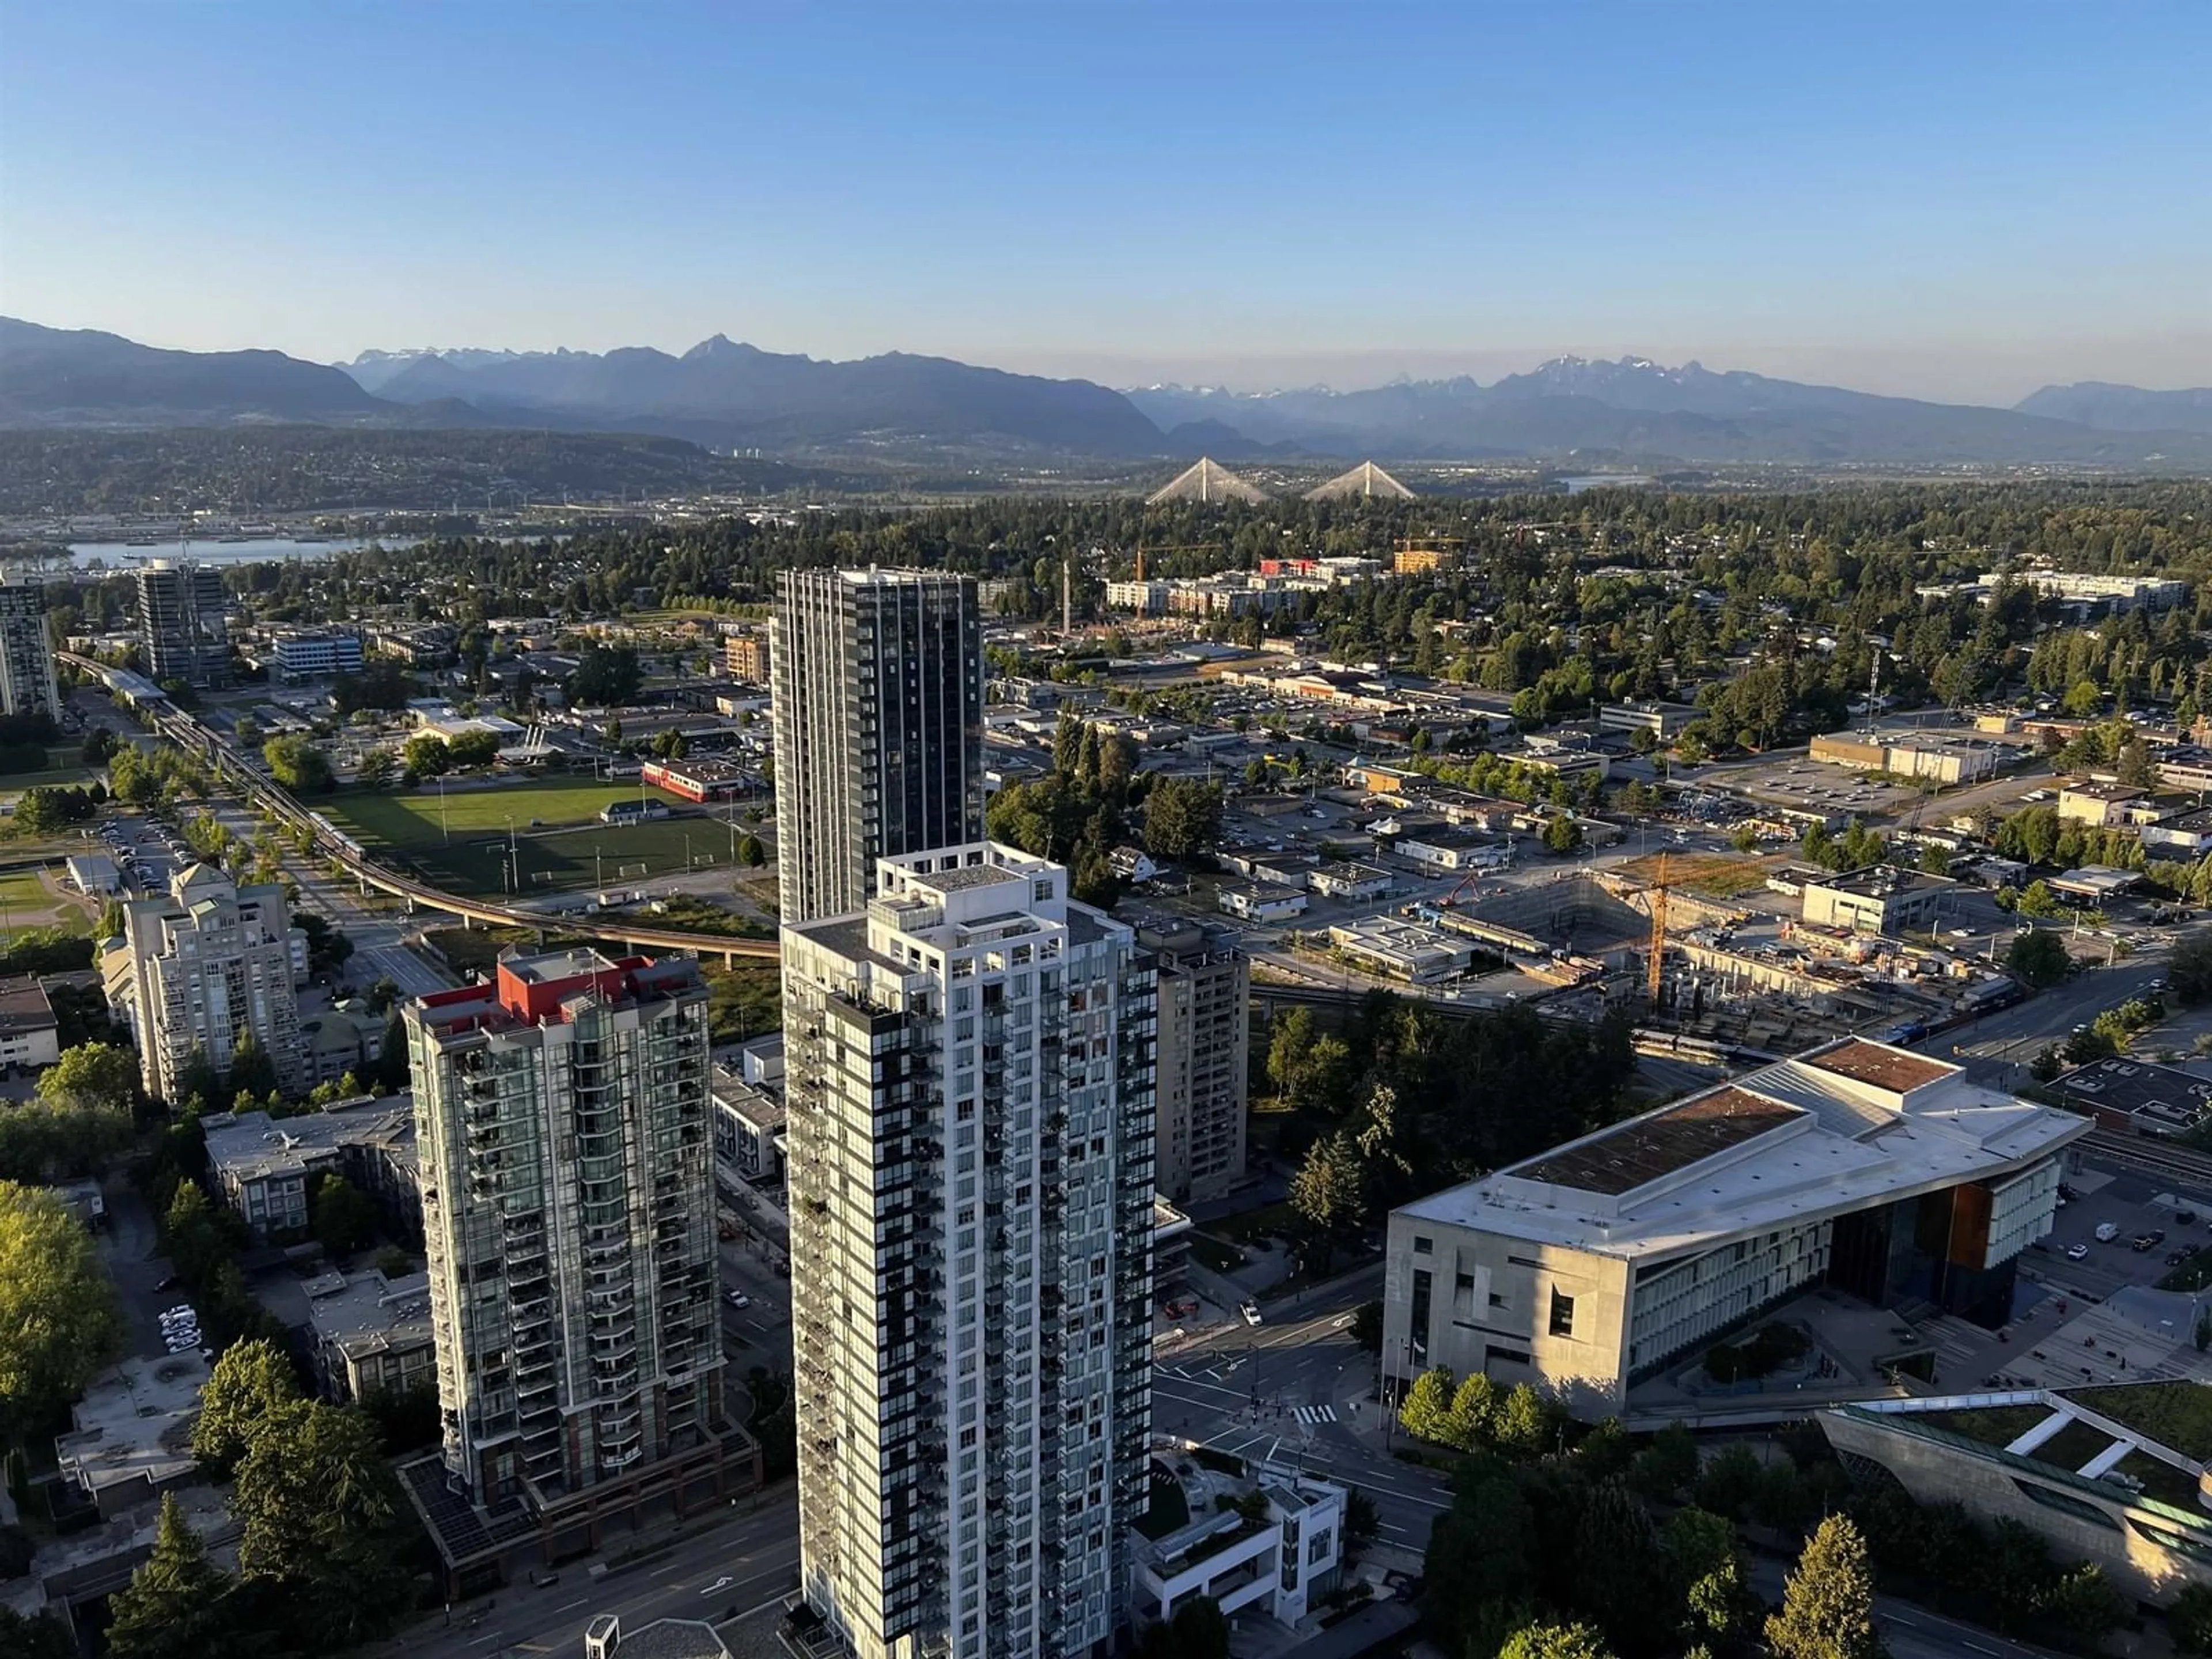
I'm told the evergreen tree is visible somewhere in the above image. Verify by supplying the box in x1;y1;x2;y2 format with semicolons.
106;1491;232;1658
191;1338;301;1475
1766;1514;1887;1659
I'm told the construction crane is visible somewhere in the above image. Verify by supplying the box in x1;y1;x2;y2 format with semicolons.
1647;851;1671;1011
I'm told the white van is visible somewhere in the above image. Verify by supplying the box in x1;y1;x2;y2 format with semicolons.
2094;1222;2120;1243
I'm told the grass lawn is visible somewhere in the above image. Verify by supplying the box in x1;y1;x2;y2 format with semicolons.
322;781;749;897
321;779;693;846
2065;1382;2212;1461
0;866;88;937
0;765;95;798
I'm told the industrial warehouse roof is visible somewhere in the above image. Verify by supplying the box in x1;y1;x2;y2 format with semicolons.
1395;1037;2089;1259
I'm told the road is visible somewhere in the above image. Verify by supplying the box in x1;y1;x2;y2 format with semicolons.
1745;1557;2054;1659
396;1490;801;1659
1914;953;2168;1086
1152;1297;1455;1554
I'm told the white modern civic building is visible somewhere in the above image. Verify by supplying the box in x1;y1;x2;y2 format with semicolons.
1382;1039;2091;1419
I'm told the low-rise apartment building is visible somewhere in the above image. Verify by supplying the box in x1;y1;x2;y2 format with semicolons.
1130;1472;1345;1629
1383;1039;2089;1419
305;1268;437;1404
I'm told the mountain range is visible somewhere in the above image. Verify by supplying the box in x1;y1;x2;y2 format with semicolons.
6;316;2212;469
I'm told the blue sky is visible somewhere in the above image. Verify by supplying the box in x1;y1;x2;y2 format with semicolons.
3;1;2207;402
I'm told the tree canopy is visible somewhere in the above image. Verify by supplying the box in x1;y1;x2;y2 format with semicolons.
0;1181;123;1438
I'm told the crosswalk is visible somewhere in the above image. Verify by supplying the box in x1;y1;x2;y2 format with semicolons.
1292;1404;1338;1425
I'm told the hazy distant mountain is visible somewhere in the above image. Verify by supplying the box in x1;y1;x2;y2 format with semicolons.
0;317;382;425
346;334;1166;455
12;319;2212;471
1124;356;2212;467
2015;381;2212;435
342;346;537;395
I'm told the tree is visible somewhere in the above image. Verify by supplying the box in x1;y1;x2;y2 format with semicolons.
1287;1131;1366;1271
2170;1582;2212;1654
313;1174;378;1257
105;1491;233;1658
1142;776;1224;861
2040;1563;2126;1646
1448;1371;1499;1449
1493;1382;1557;1456
569;643;643;707
1349;1298;1382;1355
1692;1442;1764;1521
1766;1514;1887;1659
445;728;501;769
1398;1368;1456;1444
2005;927;2071;988
1544;813;1584;855
1665;1505;1759;1646
1630;1422;1700;1501
192;1339;301;1475
402;733;449;778
226;1033;279;1102
1498;1623;1618;1659
262;735;332;794
0;1182;123;1438
232;1398;412;1645
355;747;396;789
35;1039;137;1117
738;832;766;868
2171;933;2212;1006
0;1607;73;1659
1265;1007;1350;1116
1141;1597;1229;1659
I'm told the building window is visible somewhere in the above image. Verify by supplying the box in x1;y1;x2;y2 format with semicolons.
1410;1270;1432;1368
1549;1289;1576;1338
1488;1293;1506;1309
1456;1273;1474;1292
1412;1235;1433;1255
1486;1343;1532;1368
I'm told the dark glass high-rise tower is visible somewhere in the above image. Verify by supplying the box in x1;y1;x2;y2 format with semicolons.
771;567;986;924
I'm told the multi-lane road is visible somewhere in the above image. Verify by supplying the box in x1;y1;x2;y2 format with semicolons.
400;1491;802;1659
1152;1298;1455;1552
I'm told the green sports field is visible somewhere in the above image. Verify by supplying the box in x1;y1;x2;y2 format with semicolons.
318;780;755;898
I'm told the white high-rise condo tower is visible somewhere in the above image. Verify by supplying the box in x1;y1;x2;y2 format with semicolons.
783;843;1157;1659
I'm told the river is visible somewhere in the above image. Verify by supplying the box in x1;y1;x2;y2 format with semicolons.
63;536;415;571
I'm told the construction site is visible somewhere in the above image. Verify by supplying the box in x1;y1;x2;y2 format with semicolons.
1409;857;2024;1057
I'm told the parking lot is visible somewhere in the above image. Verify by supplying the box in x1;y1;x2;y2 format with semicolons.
1722;755;1925;819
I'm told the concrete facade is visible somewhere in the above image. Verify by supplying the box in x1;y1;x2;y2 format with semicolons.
0;581;60;720
1823;1391;2212;1608
101;863;304;1104
1141;919;1248;1205
407;949;723;1507
1384;1039;2089;1419
782;844;1156;1659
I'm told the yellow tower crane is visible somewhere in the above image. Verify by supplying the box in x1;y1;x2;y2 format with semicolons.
1647;852;1671;1011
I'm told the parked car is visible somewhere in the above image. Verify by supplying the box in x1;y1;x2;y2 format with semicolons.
725;1290;750;1309
2066;1244;2090;1261
1239;1302;1263;1327
2095;1222;2121;1242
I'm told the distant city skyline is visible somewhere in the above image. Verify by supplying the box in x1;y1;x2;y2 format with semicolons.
5;1;2209;406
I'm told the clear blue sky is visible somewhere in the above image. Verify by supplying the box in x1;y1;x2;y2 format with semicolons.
4;1;2207;403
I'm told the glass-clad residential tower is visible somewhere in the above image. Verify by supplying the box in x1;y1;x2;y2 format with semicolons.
772;567;986;925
